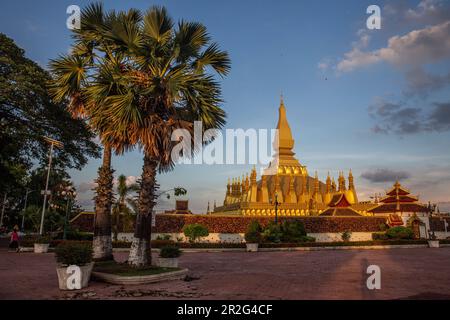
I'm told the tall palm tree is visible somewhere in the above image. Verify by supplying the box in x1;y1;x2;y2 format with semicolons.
48;3;142;260
112;174;139;241
87;6;230;266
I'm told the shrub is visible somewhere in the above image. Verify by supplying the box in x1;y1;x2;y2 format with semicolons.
183;224;209;243
63;230;93;241
386;226;414;240
341;230;352;242
245;220;262;244
262;222;283;243
151;239;176;247
372;232;388;240
281;220;307;242
159;246;181;258
379;223;388;231
156;234;172;241
299;235;316;242
55;241;93;266
34;235;52;244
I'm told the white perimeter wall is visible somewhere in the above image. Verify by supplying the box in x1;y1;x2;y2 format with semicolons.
116;232;374;243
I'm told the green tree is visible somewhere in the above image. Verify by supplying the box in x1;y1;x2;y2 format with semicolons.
183;224;209;243
112;174;139;241
80;6;230;266
0;33;100;228
48;4;136;260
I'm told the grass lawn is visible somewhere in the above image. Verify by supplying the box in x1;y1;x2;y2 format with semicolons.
93;261;180;277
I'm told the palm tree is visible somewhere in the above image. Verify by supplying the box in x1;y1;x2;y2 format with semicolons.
48;4;141;260
112;174;139;241
87;6;230;266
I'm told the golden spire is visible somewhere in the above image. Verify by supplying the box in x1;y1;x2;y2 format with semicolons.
338;171;346;192
326;172;331;193
250;166;257;184
331;177;337;192
275;95;295;154
264;96;304;177
348;169;355;190
314;171;320;193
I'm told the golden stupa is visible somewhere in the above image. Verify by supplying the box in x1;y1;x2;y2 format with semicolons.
213;97;360;216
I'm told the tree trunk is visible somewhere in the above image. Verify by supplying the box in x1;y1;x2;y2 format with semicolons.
113;207;119;242
93;145;114;261
128;154;158;267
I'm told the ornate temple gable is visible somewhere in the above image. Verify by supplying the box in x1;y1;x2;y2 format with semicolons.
386;181;411;196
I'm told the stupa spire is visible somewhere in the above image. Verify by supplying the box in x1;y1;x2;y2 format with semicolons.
275;95;295;154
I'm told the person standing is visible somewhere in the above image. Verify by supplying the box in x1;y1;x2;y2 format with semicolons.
9;225;20;252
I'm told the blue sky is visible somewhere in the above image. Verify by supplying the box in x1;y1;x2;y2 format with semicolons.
1;0;450;212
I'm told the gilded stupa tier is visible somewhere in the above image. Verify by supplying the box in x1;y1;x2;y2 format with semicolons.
213;97;360;217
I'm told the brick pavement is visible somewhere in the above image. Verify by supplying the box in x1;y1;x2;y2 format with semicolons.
1;248;450;300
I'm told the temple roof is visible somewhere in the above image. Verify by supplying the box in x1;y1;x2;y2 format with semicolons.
328;193;352;207
369;181;429;214
380;195;418;203
320;192;362;216
386;181;411;196
369;203;429;213
320;207;362;217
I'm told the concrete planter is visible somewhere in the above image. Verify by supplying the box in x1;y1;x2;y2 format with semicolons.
157;257;179;268
428;240;440;248
34;243;50;253
92;268;188;285
246;243;259;252
56;262;94;290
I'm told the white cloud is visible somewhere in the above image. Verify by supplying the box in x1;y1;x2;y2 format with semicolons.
337;21;450;72
77;180;97;193
405;0;450;24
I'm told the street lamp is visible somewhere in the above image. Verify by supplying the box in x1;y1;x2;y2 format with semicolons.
21;189;35;231
59;186;76;240
39;137;63;235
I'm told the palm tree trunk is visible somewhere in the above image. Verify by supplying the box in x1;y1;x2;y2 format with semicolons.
93;144;114;261
128;154;158;267
113;208;119;242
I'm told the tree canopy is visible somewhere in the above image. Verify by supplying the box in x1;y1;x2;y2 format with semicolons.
0;33;101;194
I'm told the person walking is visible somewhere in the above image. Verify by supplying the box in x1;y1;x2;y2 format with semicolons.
9;225;20;252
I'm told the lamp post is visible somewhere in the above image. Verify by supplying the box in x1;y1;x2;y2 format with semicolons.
21;189;35;231
59;186;76;240
39;137;63;235
0;193;6;227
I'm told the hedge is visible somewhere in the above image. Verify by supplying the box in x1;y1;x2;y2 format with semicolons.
152;215;387;233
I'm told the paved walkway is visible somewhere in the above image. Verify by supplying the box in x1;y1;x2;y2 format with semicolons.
1;248;450;300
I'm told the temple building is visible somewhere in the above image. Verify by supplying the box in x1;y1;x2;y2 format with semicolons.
213;97;361;216
368;181;430;232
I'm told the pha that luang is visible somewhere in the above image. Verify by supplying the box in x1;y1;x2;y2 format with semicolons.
213;97;361;216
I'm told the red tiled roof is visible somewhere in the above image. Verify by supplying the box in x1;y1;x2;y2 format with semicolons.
380;195;418;203
320;207;362;217
328;193;352;208
369;203;430;214
387;214;404;226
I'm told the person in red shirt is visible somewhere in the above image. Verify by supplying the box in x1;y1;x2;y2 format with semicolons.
9;225;20;252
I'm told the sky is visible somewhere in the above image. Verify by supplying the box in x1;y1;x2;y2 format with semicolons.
1;0;450;212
